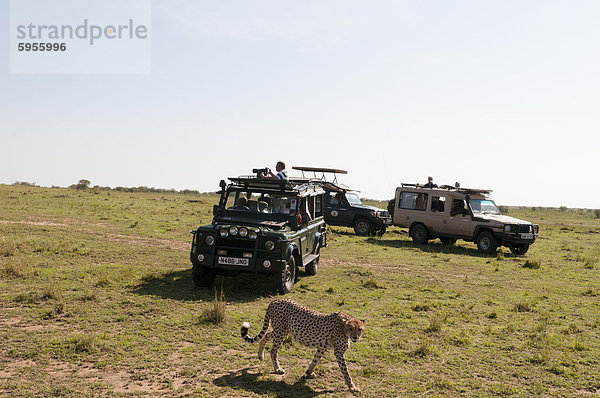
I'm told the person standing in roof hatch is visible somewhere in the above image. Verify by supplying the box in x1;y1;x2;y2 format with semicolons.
423;176;437;188
269;161;288;180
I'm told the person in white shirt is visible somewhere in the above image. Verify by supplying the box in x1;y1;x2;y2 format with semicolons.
269;161;288;180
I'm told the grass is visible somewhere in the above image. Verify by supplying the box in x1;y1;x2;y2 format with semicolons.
513;301;534;312
523;259;542;269
0;237;17;257
409;339;436;357
1;184;600;396
199;285;226;325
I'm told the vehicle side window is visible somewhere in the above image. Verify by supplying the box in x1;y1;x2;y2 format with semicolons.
399;192;428;211
451;199;468;216
308;196;317;219
224;192;238;209
314;195;323;217
431;196;446;212
328;192;343;206
299;198;312;223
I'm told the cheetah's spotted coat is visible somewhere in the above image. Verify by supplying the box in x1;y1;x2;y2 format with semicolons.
240;299;364;392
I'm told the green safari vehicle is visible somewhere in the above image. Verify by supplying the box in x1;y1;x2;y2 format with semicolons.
190;171;327;294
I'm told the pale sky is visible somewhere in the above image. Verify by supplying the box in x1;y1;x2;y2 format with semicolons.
1;1;599;208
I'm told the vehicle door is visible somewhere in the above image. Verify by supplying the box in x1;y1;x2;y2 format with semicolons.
426;195;448;235
445;198;473;237
324;191;352;226
302;195;321;257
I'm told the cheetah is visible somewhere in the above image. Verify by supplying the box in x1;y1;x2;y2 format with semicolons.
240;299;364;392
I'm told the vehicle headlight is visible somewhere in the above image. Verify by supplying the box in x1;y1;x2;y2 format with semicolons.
205;235;215;245
265;240;275;250
229;226;238;236
219;228;229;237
249;231;258;240
239;228;248;237
370;211;377;217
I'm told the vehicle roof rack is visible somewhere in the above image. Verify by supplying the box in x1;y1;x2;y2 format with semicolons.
292;166;348;185
227;175;324;195
400;183;492;195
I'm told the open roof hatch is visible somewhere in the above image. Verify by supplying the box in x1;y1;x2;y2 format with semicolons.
292;166;348;185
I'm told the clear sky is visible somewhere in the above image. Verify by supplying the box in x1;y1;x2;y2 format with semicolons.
1;1;599;208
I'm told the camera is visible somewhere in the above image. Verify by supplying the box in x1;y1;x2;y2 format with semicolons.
252;167;271;178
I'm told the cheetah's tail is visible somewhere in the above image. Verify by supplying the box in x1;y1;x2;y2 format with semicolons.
241;313;270;344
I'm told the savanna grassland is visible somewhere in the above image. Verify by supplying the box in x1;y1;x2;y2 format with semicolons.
1;184;600;397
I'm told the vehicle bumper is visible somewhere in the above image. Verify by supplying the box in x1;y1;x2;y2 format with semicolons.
190;250;285;274
494;231;538;245
372;215;392;228
190;227;288;274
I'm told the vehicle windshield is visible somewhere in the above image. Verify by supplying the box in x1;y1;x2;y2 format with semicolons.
222;190;297;216
345;192;363;206
469;199;501;215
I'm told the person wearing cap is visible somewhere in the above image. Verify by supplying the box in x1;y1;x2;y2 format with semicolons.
423;176;438;188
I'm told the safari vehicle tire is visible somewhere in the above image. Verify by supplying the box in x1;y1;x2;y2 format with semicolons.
306;256;319;276
411;224;429;244
510;244;529;255
476;231;498;254
354;218;373;236
274;255;296;294
192;265;216;287
440;237;457;245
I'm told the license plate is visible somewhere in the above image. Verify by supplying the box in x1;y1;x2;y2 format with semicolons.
218;257;249;266
520;233;533;240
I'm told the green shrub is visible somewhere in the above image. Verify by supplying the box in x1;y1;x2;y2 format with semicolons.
412;303;430;312
514;301;533;312
12;181;38;187
199;286;226;325
409;339;436;357
425;316;443;333
523;259;541;269
67;334;99;354
1;262;22;278
0;238;17;257
450;331;471;346
362;279;383;289
71;179;91;189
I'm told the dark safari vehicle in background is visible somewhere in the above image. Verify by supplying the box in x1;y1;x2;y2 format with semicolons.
293;166;392;236
190;169;327;294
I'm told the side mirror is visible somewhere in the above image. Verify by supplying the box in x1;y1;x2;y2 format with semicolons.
219;180;226;191
213;205;220;216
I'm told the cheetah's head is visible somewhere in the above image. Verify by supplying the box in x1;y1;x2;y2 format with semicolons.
345;318;365;343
